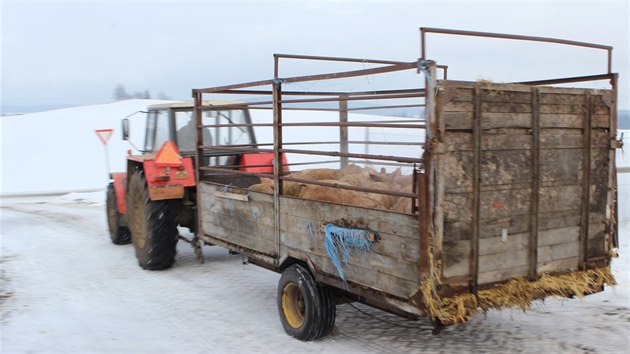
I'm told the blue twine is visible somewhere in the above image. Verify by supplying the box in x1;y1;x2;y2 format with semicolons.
323;224;374;283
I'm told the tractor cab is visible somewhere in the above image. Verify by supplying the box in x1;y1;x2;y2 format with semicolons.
138;102;258;163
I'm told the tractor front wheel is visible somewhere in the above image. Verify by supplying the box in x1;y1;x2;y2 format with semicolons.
126;170;180;270
106;183;131;245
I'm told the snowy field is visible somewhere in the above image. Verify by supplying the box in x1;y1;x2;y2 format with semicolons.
0;192;628;353
1;102;629;352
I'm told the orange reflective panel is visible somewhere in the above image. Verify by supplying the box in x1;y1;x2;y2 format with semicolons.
155;141;182;167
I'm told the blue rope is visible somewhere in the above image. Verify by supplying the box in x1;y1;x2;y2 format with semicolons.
323;224;374;283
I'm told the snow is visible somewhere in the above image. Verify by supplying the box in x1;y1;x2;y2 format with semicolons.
0;195;628;353
0;99;178;196
0;104;628;352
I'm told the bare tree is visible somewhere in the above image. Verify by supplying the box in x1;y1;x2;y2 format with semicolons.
113;84;131;101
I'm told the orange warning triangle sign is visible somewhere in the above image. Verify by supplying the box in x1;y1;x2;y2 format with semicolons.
155;141;182;166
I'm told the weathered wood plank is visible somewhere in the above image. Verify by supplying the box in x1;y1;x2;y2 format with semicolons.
482;90;532;103
280;229;420;283
538;256;579;274
481;112;532;129
482;102;532;113
478;265;529;285
443;101;474;112
443;111;474;130
538;185;582;213
279;196;420;240
539;226;581;246
478;248;529;273
279;213;420;266
539;209;582;230
538;241;580;263
283;247;419;299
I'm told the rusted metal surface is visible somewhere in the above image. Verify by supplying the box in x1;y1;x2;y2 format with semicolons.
339;94;349;168
420;27;612;73
279;148;424;164
528;87;541;281
580;92;593;271
470;85;482;294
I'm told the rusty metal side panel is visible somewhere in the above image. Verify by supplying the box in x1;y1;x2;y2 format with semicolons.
434;81;615;290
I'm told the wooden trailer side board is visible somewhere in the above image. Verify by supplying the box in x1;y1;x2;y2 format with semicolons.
434;81;614;287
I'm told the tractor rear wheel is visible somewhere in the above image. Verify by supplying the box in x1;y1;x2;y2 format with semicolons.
106;183;131;245
127;170;180;270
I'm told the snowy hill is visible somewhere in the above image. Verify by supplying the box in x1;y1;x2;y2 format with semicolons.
1;99;178;195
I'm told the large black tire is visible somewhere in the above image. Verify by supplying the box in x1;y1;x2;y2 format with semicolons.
126;170;180;270
277;264;336;341
106;183;131;245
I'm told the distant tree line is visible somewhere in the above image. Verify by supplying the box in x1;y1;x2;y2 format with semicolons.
113;84;171;101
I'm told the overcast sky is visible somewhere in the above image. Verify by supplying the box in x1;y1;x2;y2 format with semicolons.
1;0;628;111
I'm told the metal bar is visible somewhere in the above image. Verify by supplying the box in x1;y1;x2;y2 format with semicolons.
421;27;612;75
198;146;273;153
280;176;417;199
212;88;426;96
421;27;613;50
279;148;424;164
191;92;204;238
198;166;273;179
347;159;423;168
470;84;482;294
201;123;273;128
515;73;616;86
209;141;424;147
274;53;410;65
418;172;430;278
528;87;540;281
279;92;425;105
280;61;419;84
272;79;283;261
218;159;340;169
339;94;349;168
194;79;276;94
612;74;619;249
347;104;426;112
580;93;593;270
281;122;425;129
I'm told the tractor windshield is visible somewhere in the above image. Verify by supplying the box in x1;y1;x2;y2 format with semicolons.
144;110;170;153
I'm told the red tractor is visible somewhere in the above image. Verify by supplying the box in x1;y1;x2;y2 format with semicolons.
106;102;259;269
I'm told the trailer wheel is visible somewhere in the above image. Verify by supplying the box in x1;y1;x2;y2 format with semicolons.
106;183;131;245
277;264;336;341
127;170;179;270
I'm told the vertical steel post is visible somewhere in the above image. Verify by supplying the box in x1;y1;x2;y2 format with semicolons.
272;58;283;260
193;91;204;241
580;92;593;270
339;94;349;168
470;84;482;294
528;87;540;280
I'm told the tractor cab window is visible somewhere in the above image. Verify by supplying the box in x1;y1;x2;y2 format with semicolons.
206;110;252;146
144;110;170;153
175;110;215;153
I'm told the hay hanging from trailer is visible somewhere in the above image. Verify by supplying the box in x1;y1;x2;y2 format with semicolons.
421;267;616;324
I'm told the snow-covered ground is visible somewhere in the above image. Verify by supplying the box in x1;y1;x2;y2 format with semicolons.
1;104;628;352
0;193;628;353
0;99;178;196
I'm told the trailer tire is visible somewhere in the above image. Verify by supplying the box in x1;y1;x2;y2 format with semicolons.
106;183;131;245
127;170;179;270
277;264;336;341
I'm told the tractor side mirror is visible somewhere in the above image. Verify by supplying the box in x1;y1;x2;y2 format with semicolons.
122;119;130;140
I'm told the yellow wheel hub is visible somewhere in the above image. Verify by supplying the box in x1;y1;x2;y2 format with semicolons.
282;283;305;329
